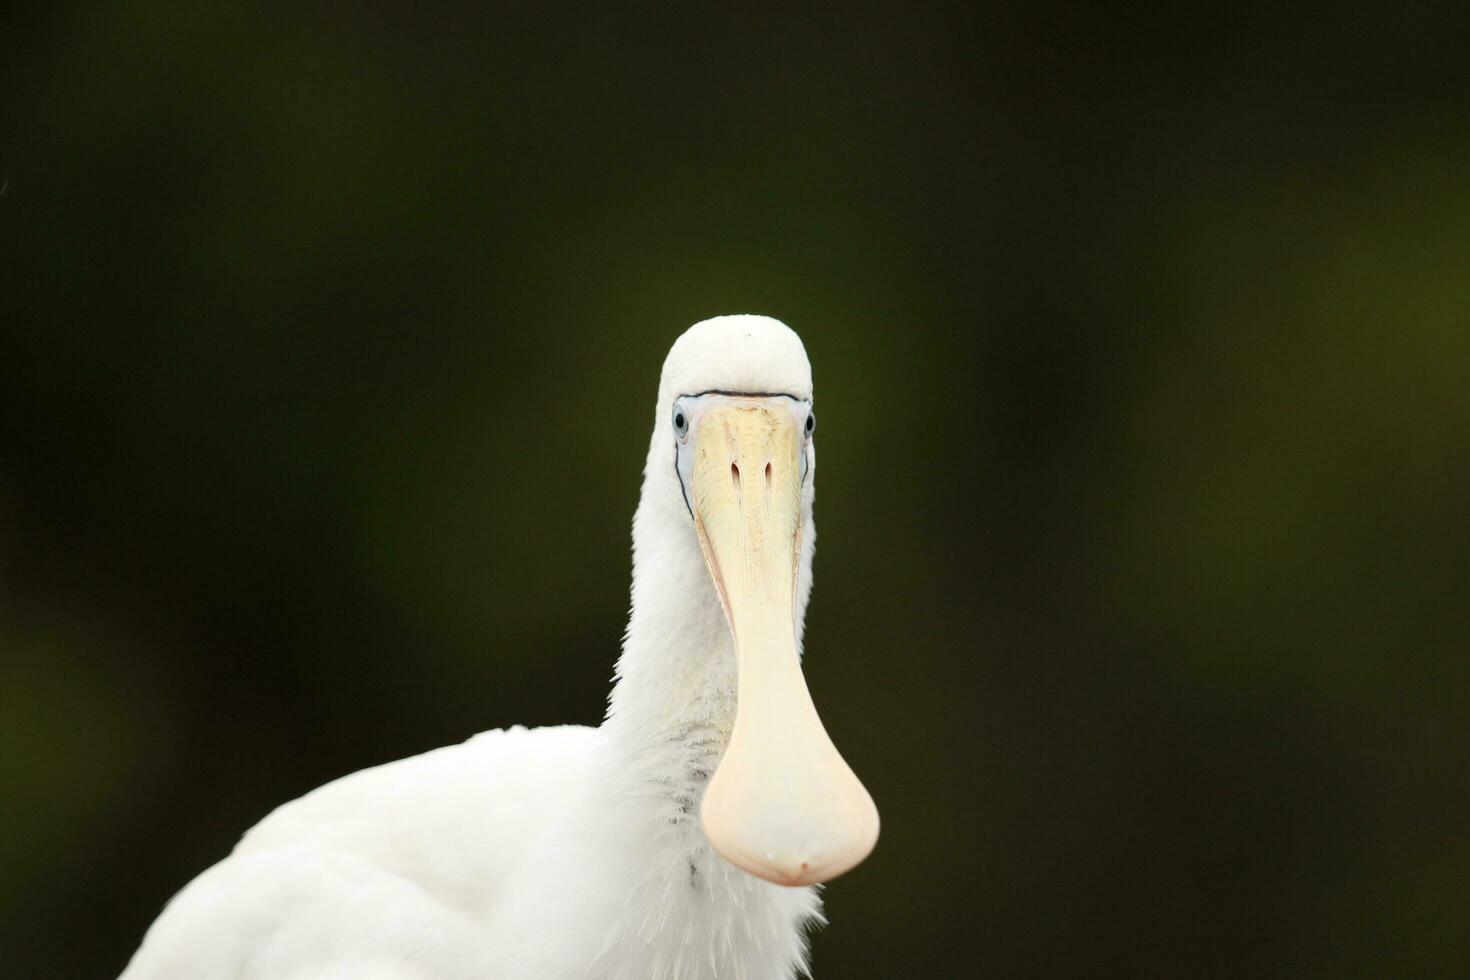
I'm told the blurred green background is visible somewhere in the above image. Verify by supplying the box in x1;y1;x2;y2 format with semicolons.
3;2;1468;977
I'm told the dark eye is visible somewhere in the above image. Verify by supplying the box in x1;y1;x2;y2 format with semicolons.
804;411;815;436
673;406;689;439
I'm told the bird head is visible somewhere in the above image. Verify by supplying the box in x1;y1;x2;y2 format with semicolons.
649;315;879;887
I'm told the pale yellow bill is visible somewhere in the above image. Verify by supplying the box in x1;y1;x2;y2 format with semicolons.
691;398;879;887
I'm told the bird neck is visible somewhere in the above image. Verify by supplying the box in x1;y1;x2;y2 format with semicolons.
602;449;814;812
604;491;737;754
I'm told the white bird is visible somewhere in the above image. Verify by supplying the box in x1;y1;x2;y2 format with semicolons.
121;315;880;980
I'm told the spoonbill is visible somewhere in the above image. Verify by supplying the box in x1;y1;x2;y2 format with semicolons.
122;314;879;980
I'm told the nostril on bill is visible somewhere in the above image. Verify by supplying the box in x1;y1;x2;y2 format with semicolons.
730;462;740;494
764;462;772;491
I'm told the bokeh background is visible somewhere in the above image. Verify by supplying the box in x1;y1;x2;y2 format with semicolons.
3;3;1468;977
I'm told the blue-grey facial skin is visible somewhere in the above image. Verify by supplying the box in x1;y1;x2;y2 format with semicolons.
673;393;813;519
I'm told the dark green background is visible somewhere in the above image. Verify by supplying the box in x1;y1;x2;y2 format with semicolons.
3;3;1467;977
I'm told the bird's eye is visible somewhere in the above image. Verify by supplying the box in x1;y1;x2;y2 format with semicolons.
673;405;689;440
804;410;815;436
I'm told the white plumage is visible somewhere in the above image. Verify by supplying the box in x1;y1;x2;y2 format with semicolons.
122;315;875;980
